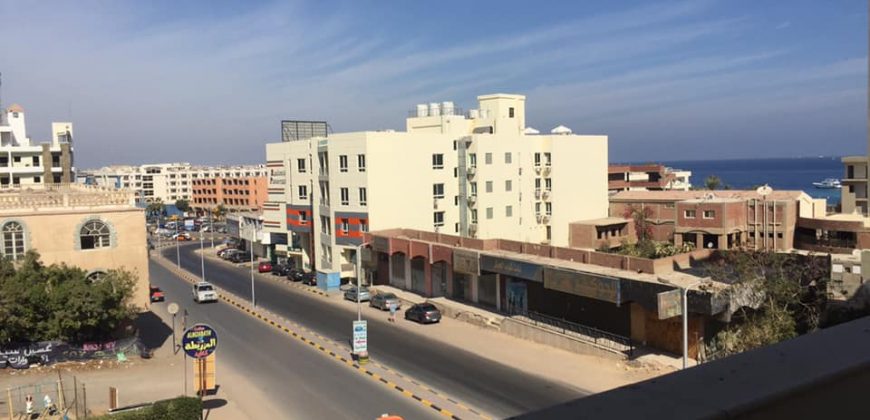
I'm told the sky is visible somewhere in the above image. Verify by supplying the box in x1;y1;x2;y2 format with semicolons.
0;0;866;168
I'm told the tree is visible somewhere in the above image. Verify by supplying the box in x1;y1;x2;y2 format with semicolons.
704;175;722;190
0;251;138;345
212;204;227;221
174;199;191;214
703;251;828;360
146;198;165;217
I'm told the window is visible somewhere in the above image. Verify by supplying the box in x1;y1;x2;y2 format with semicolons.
665;203;675;209
454;196;459;206
299;211;308;223
341;218;350;234
32;157;39;166
486;207;494;219
535;178;541;190
358;154;366;172
470;182;478;196
535;202;541;215
13;156;20;163
359;187;367;205
2;222;25;260
433;183;445;199
454;167;458;178
485;153;492;165
544;152;552;166
455;223;460;233
685;210;696;218
703;210;715;219
534;153;541;167
80;220;111;250
545;178;552;191
505;180;512;192
485;181;493;193
505;152;512;164
297;158;307;173
33;176;40;184
360;219;369;232
469;153;477;167
298;185;308;200
471;209;478;223
434;211;445;227
321;216;331;234
545;202;552;216
506;206;513;217
509;107;515;118
340;187;349;205
339;155;348;172
432;154;444;169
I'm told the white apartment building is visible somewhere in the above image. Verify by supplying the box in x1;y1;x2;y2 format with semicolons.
264;93;608;287
80;163;268;204
0;104;75;186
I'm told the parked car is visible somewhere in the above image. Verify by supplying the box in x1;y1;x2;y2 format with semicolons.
230;252;254;264
369;292;401;311
286;268;304;282
257;261;273;273
192;282;218;303
344;286;371;302
173;232;192;241
271;263;292;276
220;249;242;260
300;272;317;286
149;286;165;303
404;303;441;324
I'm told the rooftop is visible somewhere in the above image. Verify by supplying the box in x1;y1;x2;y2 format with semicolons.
611;189;809;202
0;184;137;213
572;217;631;226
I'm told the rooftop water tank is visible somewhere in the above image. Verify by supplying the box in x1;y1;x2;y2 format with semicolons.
416;104;428;118
550;125;573;135
468;109;479;119
429;103;441;117
524;127;540;135
441;101;455;116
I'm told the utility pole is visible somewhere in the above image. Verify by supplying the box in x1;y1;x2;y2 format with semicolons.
200;230;206;282
175;220;180;268
250;218;256;307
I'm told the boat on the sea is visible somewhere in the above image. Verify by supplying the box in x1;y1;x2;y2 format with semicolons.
812;178;842;189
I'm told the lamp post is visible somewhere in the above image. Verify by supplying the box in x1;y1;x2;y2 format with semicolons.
199;230;206;282
209;209;214;249
356;243;369;322
661;278;702;369
175;219;180;268
249;217;256;308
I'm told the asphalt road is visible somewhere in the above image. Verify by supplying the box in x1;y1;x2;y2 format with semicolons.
149;259;441;420
161;243;584;418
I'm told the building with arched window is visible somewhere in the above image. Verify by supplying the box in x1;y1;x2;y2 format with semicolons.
0;184;149;308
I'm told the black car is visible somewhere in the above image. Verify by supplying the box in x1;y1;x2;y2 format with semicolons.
271;263;292;276
404;303;442;324
300;272;317;286
229;252;254;263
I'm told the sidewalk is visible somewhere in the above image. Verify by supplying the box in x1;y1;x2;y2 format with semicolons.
196;247;680;393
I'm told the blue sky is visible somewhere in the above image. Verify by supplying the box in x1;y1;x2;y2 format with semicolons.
0;0;866;168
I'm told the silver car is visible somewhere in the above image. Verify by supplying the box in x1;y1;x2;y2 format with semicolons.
369;292;401;311
344;286;371;302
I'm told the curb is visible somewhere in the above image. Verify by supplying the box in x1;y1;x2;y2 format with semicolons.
153;254;486;420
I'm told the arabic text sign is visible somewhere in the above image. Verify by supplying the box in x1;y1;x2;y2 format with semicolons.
352;320;367;354
479;255;542;282
544;268;621;304
182;324;218;359
657;289;683;320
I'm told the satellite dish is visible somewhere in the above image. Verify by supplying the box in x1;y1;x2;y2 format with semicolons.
756;184;773;197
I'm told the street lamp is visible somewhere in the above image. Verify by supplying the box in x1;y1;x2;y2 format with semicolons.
249;217;257;308
356;242;369;322
660;278;703;369
175;218;180;268
199;229;206;282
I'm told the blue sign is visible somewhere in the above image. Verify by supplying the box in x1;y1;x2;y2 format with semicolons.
182;324;218;359
479;255;543;282
352;320;367;354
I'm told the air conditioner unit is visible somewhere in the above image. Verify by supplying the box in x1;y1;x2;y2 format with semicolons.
542;215;551;223
534;189;542;199
469;223;478;234
542;190;551;200
542;166;551;175
536;214;543;223
534;166;542;174
467;166;476;176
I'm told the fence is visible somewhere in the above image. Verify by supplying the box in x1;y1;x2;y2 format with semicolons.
5;373;87;419
511;310;634;357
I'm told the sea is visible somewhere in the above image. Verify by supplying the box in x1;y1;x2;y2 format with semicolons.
649;156;846;205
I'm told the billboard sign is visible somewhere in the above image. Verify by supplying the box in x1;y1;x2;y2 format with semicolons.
544;268;621;304
352;320;367;354
479;255;542;282
282;120;328;142
182;324;218;359
657;289;683;320
453;249;480;275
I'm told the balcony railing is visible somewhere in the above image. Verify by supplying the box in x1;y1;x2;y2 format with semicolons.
510;309;633;356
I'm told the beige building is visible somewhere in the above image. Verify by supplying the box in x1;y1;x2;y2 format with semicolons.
0;184;150;309
264;93;608;288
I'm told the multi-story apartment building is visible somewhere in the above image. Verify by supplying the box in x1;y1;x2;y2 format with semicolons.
841;155;868;216
264;93;608;288
79;163;268;204
0;104;75;186
191;176;267;212
607;164;691;193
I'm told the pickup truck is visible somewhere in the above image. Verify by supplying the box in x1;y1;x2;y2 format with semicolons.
192;282;218;303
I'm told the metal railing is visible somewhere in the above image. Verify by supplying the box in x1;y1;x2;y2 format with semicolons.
511;309;634;356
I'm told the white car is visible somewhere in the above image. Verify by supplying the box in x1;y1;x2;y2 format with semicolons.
192;282;218;303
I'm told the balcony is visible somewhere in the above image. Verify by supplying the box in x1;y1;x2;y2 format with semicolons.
467;166;477;177
542;190;551;201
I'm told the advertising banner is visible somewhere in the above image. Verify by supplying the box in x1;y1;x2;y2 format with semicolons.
182;324;218;359
480;255;542;282
352;320;367;354
657;289;683;320
543;268;621;304
453;249;480;275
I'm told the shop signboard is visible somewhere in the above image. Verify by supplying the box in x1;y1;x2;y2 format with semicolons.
361;247;377;269
453;249;480;275
543;268;621;304
372;237;390;253
182;324;218;359
657;289;683;320
479;255;542;282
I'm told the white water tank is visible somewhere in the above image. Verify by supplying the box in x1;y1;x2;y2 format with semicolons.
468;109;479;119
429;103;441;116
416;104;428;117
524;127;540;135
441;101;455;116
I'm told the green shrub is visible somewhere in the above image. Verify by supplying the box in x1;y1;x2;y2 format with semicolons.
91;396;202;420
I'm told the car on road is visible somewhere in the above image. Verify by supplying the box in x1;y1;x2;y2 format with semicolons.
257;261;272;273
404;303;441;324
344;286;371;302
300;272;317;286
192;282;218;303
173;232;192;241
149;286;165;303
369;292;401;311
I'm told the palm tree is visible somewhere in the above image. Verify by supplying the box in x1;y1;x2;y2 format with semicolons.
705;175;722;191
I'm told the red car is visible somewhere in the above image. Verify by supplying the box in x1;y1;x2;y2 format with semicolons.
257;261;272;273
149;286;165;303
